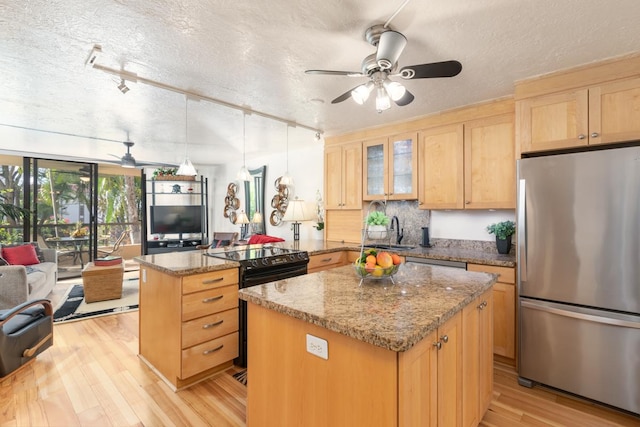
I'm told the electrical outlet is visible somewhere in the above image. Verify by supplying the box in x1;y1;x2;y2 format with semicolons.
306;334;328;360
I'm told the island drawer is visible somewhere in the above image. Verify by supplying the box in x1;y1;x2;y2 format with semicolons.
467;264;515;284
308;251;347;273
182;285;238;321
182;269;239;295
182;308;239;349
181;331;239;379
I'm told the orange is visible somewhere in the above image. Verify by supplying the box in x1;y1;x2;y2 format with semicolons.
391;254;401;265
366;254;377;265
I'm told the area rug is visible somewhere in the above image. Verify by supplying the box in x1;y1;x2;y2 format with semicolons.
53;276;139;323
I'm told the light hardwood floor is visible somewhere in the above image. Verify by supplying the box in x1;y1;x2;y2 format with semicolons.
2;291;638;426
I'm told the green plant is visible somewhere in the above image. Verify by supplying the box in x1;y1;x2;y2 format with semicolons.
152;167;178;179
365;211;390;226
486;220;516;240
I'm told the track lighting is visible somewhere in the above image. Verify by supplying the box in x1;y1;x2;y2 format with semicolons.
117;79;130;94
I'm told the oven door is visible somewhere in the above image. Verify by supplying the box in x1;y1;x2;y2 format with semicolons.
237;261;308;368
241;262;308;288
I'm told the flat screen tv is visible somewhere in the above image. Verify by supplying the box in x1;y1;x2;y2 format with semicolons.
150;205;202;235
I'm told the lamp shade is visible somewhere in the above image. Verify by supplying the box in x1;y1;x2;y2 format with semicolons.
235;211;250;225
252;212;263;223
283;198;308;222
177;158;197;176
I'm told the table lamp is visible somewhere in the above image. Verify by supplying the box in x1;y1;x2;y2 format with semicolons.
251;211;263;234
283;197;308;241
236;211;250;240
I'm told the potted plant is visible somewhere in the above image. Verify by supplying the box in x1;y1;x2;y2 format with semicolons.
486;220;516;254
365;211;390;240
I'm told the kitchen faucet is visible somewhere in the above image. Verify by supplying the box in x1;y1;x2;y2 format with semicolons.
390;216;404;245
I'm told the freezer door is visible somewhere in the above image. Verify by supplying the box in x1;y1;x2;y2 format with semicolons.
517;146;640;313
519;298;640;414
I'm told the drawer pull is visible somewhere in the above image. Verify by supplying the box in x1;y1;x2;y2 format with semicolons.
202;277;224;285
202;295;224;303
202;319;224;329
203;344;224;355
321;258;333;263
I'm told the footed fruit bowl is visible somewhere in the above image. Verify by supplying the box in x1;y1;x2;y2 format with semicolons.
354;249;402;281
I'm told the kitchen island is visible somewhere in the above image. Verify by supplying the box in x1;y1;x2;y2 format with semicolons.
239;262;497;427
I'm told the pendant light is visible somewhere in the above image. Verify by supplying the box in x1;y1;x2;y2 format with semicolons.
280;124;294;186
176;95;198;176
237;112;251;181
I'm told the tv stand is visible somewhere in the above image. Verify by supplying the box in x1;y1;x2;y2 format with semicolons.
147;238;202;254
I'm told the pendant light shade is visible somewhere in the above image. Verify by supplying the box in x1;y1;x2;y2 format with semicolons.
177;96;197;176
280;124;294;186
237;113;251;181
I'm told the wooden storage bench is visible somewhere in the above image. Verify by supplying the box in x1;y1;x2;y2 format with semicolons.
82;261;124;303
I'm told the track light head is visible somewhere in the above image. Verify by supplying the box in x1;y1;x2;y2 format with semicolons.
117;79;129;94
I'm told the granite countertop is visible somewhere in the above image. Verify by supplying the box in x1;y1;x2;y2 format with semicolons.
239;263;496;352
135;239;515;276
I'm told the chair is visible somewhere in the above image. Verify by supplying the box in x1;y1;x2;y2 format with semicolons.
0;299;53;378
195;232;238;250
97;230;129;257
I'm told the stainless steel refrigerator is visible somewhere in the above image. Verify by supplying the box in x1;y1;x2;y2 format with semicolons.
517;146;640;415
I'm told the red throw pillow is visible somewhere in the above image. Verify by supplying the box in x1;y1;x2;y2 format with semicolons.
248;234;285;244
2;244;41;266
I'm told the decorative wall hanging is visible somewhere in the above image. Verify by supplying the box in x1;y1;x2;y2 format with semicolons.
269;176;289;226
224;182;240;224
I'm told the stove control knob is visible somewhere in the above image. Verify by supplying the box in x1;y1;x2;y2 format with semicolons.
251;260;259;268
262;258;270;266
289;254;295;261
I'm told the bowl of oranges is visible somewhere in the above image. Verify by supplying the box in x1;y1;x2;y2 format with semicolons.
354;248;402;280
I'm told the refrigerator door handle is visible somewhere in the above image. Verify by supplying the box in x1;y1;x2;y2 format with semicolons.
521;299;640;329
518;179;527;282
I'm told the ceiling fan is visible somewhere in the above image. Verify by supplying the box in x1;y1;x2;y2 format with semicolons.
108;140;173;168
305;24;462;112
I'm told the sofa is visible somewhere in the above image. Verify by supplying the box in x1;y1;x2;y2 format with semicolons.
0;244;58;310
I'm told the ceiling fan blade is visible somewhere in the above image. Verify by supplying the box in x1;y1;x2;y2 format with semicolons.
399;60;462;79
376;30;407;70
393;89;415;106
305;69;365;77
331;86;361;104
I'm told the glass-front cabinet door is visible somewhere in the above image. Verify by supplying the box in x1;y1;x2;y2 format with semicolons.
363;133;417;201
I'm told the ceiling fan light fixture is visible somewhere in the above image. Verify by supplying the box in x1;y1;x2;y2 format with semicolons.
383;79;406;101
351;82;374;105
375;87;391;113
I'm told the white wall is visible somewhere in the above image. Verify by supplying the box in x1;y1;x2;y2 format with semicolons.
199;141;325;242
430;210;516;241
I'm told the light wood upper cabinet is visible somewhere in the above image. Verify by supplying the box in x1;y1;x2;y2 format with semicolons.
419;114;515;210
418;124;464;209
518;77;640;154
324;141;362;210
363;132;418;201
464;114;516;209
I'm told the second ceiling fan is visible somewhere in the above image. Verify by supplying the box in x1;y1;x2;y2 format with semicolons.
306;24;462;113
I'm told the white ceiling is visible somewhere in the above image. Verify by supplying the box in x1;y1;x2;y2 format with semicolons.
1;0;640;167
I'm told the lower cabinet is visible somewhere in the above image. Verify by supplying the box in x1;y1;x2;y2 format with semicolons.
462;289;494;427
139;266;239;390
246;290;493;426
468;263;516;362
307;251;348;273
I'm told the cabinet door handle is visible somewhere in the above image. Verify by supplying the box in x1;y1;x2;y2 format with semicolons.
202;277;224;285
578;134;586;140
591;132;600;138
202;319;224;329
440;335;449;343
321;258;333;263
433;341;442;350
465;201;471;205
202;295;224;303
203;344;224;355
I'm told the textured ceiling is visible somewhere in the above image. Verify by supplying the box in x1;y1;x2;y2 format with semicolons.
1;0;640;167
